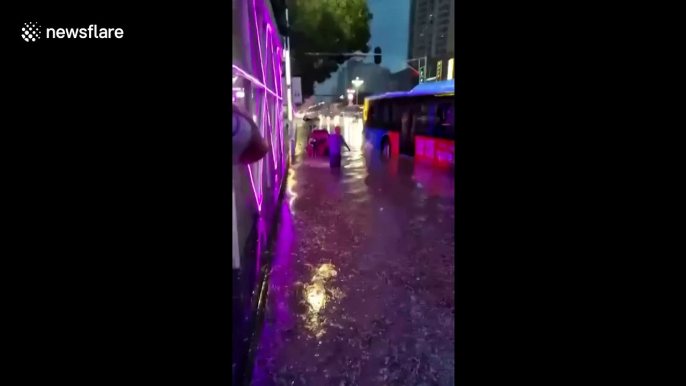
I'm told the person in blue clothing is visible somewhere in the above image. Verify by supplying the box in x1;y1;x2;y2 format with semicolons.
328;126;350;168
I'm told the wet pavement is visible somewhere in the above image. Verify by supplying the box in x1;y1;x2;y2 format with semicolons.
251;119;455;385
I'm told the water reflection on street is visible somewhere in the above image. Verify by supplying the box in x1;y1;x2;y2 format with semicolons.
252;118;455;385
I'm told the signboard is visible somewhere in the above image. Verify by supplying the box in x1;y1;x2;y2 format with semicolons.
291;76;302;104
415;136;454;166
434;139;454;165
388;132;400;155
436;60;443;80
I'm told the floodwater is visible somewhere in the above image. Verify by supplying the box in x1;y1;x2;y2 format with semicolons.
251;118;455;385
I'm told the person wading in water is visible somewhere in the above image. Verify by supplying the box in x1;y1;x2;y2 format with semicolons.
328;126;350;168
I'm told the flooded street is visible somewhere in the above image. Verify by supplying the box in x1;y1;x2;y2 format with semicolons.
251;119;455;385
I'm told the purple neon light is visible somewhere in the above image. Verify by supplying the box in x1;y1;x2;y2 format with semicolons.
277;47;283;96
233;66;281;100
253;0;266;87
235;0;288;213
247;167;262;212
276;49;289;170
268;25;279;98
252;0;276;179
266;25;279;170
269;27;281;168
261;2;283;52
274;44;282;169
263;35;272;144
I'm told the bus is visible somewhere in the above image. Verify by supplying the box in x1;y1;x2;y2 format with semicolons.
363;80;455;166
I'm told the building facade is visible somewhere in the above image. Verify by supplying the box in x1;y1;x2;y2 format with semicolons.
408;0;455;81
388;68;419;92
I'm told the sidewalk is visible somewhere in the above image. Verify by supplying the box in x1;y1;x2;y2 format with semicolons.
250;147;455;385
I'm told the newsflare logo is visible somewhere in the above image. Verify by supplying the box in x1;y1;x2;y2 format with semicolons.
22;23;124;42
22;22;41;42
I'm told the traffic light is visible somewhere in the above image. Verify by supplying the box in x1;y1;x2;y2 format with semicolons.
419;66;425;83
374;46;382;65
436;60;443;80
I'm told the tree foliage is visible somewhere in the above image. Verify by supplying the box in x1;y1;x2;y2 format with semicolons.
288;0;372;99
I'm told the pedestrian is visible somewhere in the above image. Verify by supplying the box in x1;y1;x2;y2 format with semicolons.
328;126;350;168
233;104;269;164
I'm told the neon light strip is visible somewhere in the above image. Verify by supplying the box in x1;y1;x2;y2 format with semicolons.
266;25;278;170
233;66;281;100
253;0;266;87
264;28;273;146
262;3;283;52
246;162;262;211
235;0;286;214
259;86;266;195
275;47;281;97
253;1;273;189
268;26;279;99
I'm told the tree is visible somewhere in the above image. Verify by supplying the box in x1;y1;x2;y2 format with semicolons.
288;0;372;99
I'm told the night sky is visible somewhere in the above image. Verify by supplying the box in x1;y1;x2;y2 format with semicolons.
315;0;411;97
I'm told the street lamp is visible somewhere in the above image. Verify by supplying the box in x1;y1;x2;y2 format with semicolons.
351;77;364;105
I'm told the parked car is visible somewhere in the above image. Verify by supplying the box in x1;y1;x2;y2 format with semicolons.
306;129;330;157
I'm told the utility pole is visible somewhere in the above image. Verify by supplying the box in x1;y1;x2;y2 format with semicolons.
352;77;364;105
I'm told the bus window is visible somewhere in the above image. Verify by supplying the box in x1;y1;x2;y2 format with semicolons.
436;102;455;140
380;101;392;127
413;101;431;136
391;101;403;130
368;104;376;125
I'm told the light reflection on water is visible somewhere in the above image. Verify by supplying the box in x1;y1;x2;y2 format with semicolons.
303;263;341;338
252;117;456;384
343;117;364;150
286;167;297;212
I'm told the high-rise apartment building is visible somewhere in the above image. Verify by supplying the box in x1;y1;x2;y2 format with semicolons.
408;0;454;80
